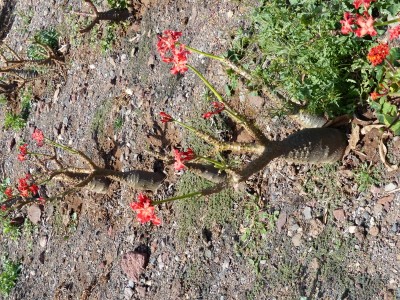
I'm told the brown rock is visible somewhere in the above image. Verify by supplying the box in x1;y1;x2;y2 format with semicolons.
27;204;41;224
309;219;324;238
276;211;287;233
333;209;346;222
377;195;394;211
369;226;380;237
121;251;149;282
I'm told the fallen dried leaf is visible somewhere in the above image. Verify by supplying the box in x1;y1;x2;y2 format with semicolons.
377;194;395;210
344;124;360;156
379;134;398;172
360;124;385;135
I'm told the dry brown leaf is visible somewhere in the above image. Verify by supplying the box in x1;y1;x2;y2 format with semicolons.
360;124;385;135
378;134;398;172
344;124;360;156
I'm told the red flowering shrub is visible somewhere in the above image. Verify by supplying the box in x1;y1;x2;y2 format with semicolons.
367;44;390;66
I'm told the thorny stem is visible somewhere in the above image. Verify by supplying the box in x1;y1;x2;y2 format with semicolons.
196;156;226;169
183;44;253;81
173;119;264;154
45;138;98;170
187;64;269;144
151;182;227;205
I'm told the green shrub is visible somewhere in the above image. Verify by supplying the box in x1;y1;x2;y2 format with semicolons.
0;257;21;296
232;0;373;117
27;28;59;60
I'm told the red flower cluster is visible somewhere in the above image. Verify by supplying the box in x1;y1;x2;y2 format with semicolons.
1;205;6;211
18;174;39;198
157;30;182;58
4;187;13;198
367;44;390;66
389;25;400;41
32;128;44;147
340;12;376;37
18;143;28;162
160;112;173;123
174;148;195;171
130;193;161;225
157;30;190;75
202;102;225;119
353;0;375;10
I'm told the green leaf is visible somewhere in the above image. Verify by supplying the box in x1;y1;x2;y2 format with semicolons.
382;102;396;115
390;121;400;136
382;114;397;126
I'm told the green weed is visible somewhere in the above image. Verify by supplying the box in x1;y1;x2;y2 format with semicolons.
107;0;127;9
4;113;26;131
354;162;381;192
174;172;241;241
0;257;21;296
101;23;118;53
0;94;7;105
3;88;32;131
16;8;34;33
27;28;59;60
114;115;124;130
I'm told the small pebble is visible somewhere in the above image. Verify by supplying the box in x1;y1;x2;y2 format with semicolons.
369;226;379;237
303;206;312;220
384;183;397;192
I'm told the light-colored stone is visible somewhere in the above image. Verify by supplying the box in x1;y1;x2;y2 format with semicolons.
292;233;302;247
333;209;346;222
348;226;357;234
384;183;397;192
303;207;312;220
369;226;379;237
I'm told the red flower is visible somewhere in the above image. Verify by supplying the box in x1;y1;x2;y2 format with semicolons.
174;148;195;171
4;187;13;198
20;189;29;198
389;25;400;41
19;144;28;155
17;173;37;198
18;154;26;161
160;112;173;123
353;0;376;10
32;128;44;147
355;12;376;37
18;177;29;193
340;12;355;35
157;30;182;59
29;184;39;195
202;102;225;119
130;193;161;225
170;45;190;75
367;44;390;66
1;205;6;212
18;143;28;161
370;90;387;100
